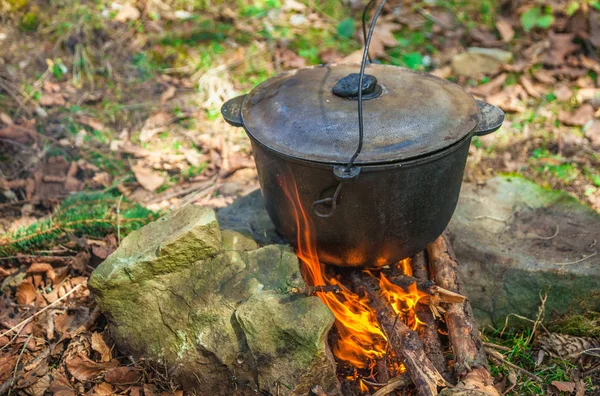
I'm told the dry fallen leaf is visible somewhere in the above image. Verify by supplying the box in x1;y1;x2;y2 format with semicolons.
104;366;142;384
519;75;541;99
555;84;572;102
585;121;600;149
16;281;37;304
48;371;76;396
0;119;38;143
360;22;401;58
558;104;594;126
551;381;576;393
91;332;112;362
140;111;172;142
27;263;54;274
0;355;18;383
132;163;166;192
495;18;514;42
115;3;140;23
39;92;66;107
470;73;507;98
77;116;104;131
546;33;580;67
0;112;14;125
160;85;176;104
66;354;118;382
275;47;306;69
93;382;114;396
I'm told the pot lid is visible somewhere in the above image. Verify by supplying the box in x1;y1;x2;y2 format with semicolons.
241;63;480;165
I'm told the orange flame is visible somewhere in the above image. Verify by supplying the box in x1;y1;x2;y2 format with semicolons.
279;173;424;369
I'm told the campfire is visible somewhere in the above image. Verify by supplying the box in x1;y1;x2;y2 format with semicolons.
283;176;498;396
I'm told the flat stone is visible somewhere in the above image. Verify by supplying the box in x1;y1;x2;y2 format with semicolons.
452;48;512;77
89;205;339;395
449;175;600;327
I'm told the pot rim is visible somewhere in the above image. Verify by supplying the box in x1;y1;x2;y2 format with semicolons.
247;125;475;171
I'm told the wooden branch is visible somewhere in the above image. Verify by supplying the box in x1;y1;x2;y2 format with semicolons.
428;234;499;396
385;273;466;305
350;272;447;396
411;252;454;384
289;284;341;296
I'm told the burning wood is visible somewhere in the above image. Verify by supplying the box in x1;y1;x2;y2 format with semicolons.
350;271;448;396
382;272;466;305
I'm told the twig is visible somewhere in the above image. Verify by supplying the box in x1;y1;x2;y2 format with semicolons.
485;347;543;383
116;194;123;245
530;223;559;240
289;285;341;296
372;374;412;396
483;342;511;352
0;342;53;395
0;284;83;338
554;252;597;266
8;334;33;396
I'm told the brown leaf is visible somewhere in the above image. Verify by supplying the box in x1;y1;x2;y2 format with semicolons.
590;10;600;48
160;85;176;104
495;18;514;42
575;380;586;396
546;33;580;67
143;384;160;396
39;93;66;107
0;355;18;383
319;48;343;64
558;104;594;126
16;281;37;304
585;121;600;149
0;119;38;143
77;116;104;131
27;263;54;274
91;245;113;260
49;371;76;396
91;332;112;362
115;3;140;23
551;381;576;393
576;88;600;104
487;85;527;113
555;85;572;102
94;382;114;396
140;111;173;142
132;163;165;192
519;75;542;99
360;22;401;58
71;251;90;273
532;69;556;84
275;47;306;69
104;366;142;384
129;386;142;396
470;74;507;98
66;354;118;382
0;112;13;125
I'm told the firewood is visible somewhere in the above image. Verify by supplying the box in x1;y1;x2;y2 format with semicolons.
350;271;447;396
383;263;466;306
427;234;499;396
410;252;454;383
289;284;341;296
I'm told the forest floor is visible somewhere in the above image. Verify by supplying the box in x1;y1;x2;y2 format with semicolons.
0;0;600;395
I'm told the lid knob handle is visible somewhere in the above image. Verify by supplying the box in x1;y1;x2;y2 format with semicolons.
332;73;383;100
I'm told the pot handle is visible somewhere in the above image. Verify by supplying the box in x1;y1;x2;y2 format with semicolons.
221;95;246;128
474;100;505;136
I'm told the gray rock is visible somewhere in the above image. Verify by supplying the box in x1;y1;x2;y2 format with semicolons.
221;178;600;330
89;205;339;395
449;175;600;328
451;48;512;77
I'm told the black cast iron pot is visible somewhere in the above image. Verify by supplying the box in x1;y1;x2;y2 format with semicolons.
221;64;504;268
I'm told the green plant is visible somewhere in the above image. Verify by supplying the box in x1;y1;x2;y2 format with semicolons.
521;6;554;32
0;192;158;256
337;18;355;39
49;58;69;80
20;10;40;31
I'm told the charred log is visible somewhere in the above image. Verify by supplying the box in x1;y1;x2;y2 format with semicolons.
349;271;447;396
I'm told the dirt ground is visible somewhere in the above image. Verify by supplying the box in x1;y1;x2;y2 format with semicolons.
1;0;599;395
